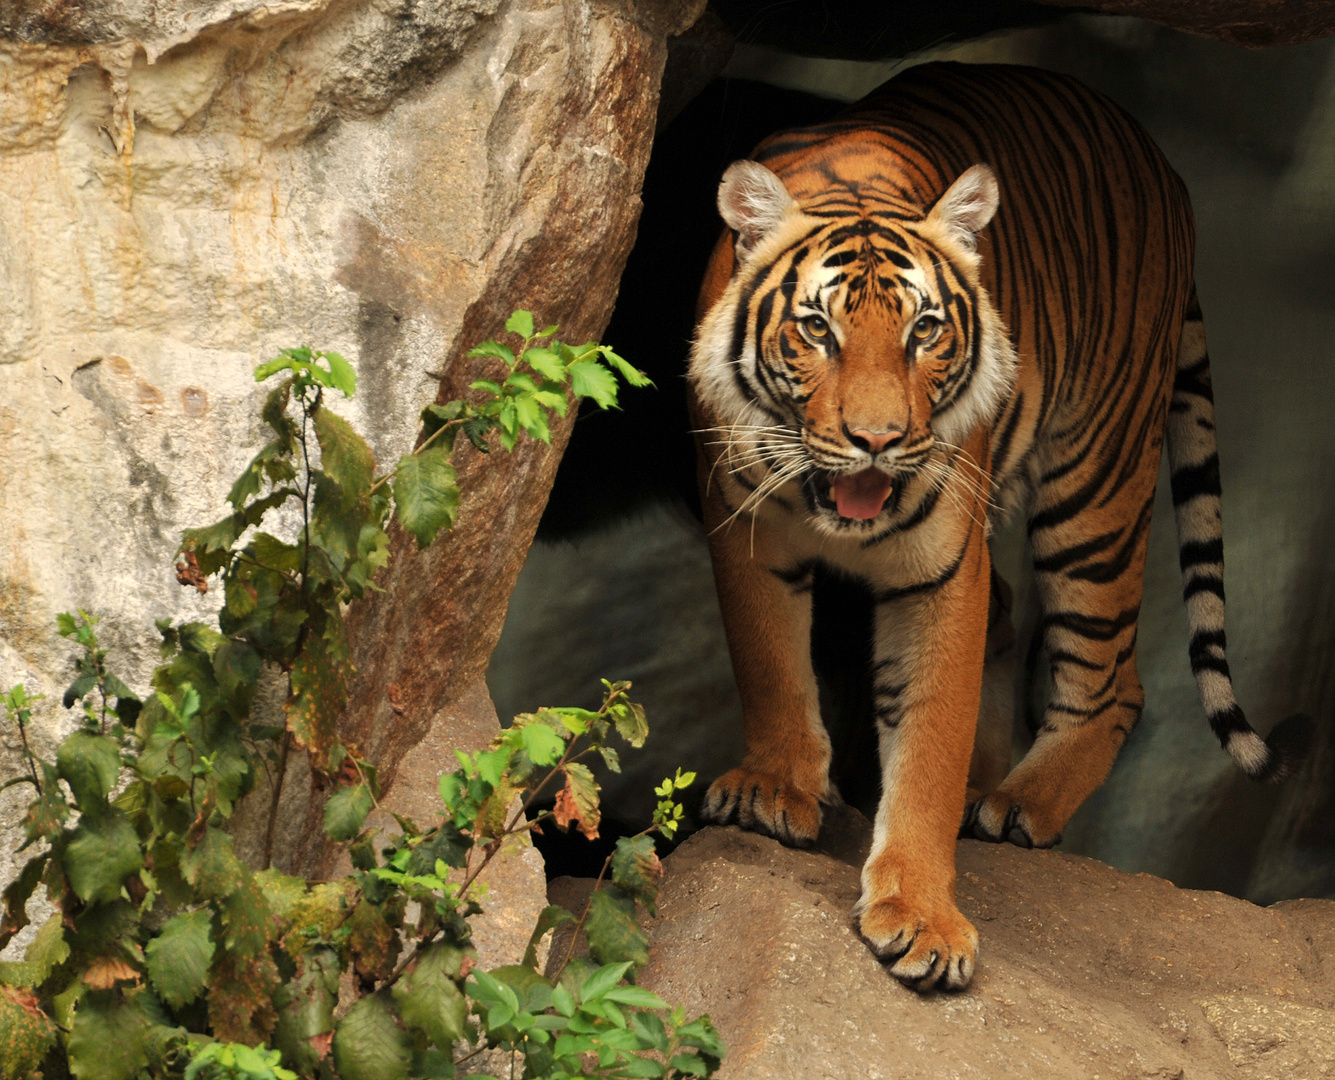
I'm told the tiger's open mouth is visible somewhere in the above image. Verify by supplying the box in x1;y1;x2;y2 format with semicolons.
810;467;894;520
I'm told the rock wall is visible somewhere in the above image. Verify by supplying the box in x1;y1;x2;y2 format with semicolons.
0;0;705;918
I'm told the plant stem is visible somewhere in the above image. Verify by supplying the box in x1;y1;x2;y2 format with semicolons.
261;731;292;871
15;712;41;795
350;754;382;811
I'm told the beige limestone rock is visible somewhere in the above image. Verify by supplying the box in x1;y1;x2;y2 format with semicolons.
636;809;1335;1080
0;0;705;942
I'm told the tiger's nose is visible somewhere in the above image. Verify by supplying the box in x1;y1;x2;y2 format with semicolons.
847;427;905;453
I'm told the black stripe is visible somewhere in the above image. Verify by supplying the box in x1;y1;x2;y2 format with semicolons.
1208;703;1250;744
1170;454;1221;507
1179;538;1224;572
1183;575;1225;601
873;534;970;603
1040;605;1140;644
1032;527;1121;575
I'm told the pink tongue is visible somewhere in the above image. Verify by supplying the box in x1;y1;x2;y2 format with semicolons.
831;469;894;520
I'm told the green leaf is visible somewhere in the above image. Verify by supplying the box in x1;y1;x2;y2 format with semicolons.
629;1009;668;1053
603;350;655;388
219;876;273;957
332;991;412;1080
584;888;649;972
23;915;70;981
0;985;58;1080
63;813;143;904
599;745;622;773
532;388;568;415
62;671;98;709
467;341;515;366
405;824;469;874
324;352;357;397
347;898;403;982
323;783;374;842
506;310;536;339
551;982;575;1017
602;985;669;1009
523;347;566;382
610;700;649;748
66;989;153;1080
568;360;619;409
214;639;261;710
57;731;122;811
617;1056;667;1078
180;826;245;902
523;905;576;970
469;379;504;396
145;909;215;1009
251;532;302;573
19;769;66;847
409;1048;457;1078
578;961;634;1004
255;355;297;382
273;947;339;1077
391;943;468;1050
513;394;547;442
255;868;309;922
669;1054;712;1077
611;835;662;916
313;405;375;497
392;447;460;549
519;721;566;767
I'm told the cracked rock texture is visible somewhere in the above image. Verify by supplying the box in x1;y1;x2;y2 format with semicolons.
637;809;1335;1080
0;0;704;935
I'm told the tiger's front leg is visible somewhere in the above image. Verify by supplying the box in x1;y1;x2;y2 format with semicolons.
858;521;990;991
699;497;832;846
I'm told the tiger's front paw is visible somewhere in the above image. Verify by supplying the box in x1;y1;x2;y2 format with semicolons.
859;895;978;992
702;767;822;846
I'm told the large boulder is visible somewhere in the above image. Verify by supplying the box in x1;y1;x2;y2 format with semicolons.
0;0;706;928
638;809;1335;1079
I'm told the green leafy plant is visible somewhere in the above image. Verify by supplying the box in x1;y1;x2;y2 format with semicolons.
0;317;719;1080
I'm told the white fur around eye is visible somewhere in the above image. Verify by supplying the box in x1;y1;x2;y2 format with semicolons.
717;160;798;258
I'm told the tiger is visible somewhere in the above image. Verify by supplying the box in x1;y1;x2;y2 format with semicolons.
687;62;1309;992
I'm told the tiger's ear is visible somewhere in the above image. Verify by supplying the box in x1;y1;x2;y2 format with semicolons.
927;164;999;253
718;160;797;258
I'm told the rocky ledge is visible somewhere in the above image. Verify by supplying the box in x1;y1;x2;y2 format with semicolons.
555;807;1335;1080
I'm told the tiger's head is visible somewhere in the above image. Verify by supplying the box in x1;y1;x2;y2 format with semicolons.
690;158;1016;537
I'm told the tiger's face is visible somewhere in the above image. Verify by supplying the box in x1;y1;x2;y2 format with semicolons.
691;160;1016;537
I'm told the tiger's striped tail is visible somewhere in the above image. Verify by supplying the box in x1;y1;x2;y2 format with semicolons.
1168;290;1312;781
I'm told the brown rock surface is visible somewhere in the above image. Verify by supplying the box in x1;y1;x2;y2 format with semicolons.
639;809;1335;1080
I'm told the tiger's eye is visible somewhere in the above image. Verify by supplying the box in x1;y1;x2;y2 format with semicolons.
804;315;830;338
912;316;941;339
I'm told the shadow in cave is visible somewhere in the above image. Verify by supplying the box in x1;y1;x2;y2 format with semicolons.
537;78;842;541
1175;493;1335;903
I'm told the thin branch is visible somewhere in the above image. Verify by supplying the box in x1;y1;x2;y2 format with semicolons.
261;731;292;871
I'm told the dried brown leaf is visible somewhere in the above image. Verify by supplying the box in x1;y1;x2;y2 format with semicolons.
82;956;140;990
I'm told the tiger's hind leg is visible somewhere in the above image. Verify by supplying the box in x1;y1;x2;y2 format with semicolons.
969;359;1173;848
